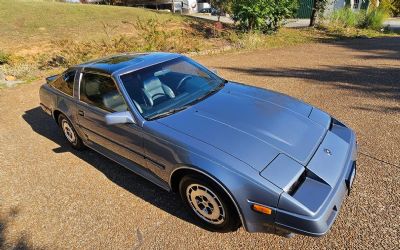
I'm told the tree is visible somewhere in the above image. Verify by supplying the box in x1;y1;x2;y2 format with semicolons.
232;0;298;33
309;0;329;27
379;0;400;16
211;0;232;22
394;0;400;16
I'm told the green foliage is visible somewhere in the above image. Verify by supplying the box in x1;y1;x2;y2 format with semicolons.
0;50;10;65
330;8;364;27
393;0;400;16
361;8;388;30
231;0;298;33
379;0;398;16
310;0;330;26
210;0;233;20
329;6;388;31
314;0;330;17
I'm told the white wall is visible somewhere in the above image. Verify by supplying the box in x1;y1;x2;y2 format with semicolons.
329;0;368;13
334;0;348;9
324;0;344;17
183;0;198;13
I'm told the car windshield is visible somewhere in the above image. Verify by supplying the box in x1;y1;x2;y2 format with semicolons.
119;57;225;120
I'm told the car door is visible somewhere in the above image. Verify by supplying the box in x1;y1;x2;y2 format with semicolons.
75;71;147;167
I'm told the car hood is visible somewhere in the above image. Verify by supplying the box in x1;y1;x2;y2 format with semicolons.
158;82;328;171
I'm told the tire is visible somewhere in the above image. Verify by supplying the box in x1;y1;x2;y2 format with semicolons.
58;114;84;150
179;175;240;232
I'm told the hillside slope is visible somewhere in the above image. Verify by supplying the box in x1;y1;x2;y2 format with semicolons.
0;0;201;53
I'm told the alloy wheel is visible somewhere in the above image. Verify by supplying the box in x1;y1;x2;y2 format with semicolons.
62;120;76;144
186;184;226;225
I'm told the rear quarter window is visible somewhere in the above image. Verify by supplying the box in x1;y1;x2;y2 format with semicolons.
50;70;76;96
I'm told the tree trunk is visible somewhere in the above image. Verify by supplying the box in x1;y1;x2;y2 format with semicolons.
309;0;318;27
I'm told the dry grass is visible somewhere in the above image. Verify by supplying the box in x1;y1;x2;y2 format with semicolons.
225;28;325;50
0;0;187;53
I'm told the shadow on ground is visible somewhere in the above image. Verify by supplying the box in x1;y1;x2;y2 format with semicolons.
222;65;399;100
0;207;37;250
22;108;196;230
333;36;400;61
221;37;400;112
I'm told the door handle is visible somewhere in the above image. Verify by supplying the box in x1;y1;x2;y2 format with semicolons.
78;110;85;116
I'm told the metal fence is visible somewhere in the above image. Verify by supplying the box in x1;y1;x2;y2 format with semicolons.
296;0;314;18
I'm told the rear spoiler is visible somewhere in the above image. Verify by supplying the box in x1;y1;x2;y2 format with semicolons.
46;74;58;84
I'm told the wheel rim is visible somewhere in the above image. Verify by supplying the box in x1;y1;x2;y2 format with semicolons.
186;184;225;225
62;120;76;143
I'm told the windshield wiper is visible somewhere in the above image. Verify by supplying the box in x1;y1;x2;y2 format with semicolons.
148;105;190;120
193;80;226;103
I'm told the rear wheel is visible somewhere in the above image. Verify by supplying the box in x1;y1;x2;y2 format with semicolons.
179;175;239;232
58;114;84;150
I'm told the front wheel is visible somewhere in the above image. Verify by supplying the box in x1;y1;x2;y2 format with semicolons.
58;114;84;150
179;175;240;232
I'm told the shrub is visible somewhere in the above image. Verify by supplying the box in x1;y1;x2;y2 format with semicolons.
361;7;388;30
330;8;364;28
394;0;400;16
0;63;38;80
379;0;397;16
232;0;298;33
329;6;388;31
0;50;10;65
42;18;203;68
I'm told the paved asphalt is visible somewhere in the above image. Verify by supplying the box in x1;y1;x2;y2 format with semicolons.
385;18;400;32
0;37;399;249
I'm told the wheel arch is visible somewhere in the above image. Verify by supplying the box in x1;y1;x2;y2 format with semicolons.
169;166;246;230
52;109;84;139
53;109;63;125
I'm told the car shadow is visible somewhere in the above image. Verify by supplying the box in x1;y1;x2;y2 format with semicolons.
22;107;196;229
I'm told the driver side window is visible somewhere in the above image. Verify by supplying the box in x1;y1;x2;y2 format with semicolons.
80;72;128;112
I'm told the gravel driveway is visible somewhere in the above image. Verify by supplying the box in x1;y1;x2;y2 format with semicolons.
0;37;399;249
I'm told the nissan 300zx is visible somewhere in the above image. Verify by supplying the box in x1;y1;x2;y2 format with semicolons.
39;53;357;237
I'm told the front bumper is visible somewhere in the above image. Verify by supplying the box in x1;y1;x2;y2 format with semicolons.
274;123;357;236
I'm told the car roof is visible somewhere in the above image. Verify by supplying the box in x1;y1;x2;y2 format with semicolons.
77;52;182;75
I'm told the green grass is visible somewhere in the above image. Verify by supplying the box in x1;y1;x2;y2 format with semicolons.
327;7;390;32
330;8;364;28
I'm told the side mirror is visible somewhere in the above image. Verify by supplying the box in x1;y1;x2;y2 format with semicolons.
105;111;135;125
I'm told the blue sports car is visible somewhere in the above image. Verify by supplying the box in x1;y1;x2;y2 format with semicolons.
39;53;357;237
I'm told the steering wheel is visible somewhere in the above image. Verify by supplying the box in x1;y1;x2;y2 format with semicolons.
176;75;193;90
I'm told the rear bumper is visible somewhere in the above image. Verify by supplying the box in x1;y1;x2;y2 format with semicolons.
275;124;357;236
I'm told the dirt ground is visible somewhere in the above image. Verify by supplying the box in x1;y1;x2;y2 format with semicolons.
0;37;399;249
